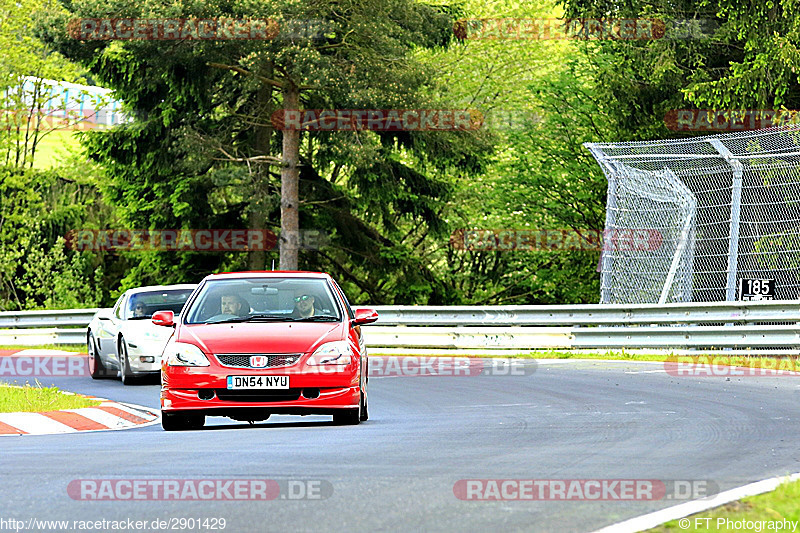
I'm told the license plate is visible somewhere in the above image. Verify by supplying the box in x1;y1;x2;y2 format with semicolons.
226;375;289;390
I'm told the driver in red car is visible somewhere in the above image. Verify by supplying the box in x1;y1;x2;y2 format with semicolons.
221;294;249;317
291;293;316;318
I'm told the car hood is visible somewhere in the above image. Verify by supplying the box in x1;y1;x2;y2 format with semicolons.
120;319;176;344
178;321;345;355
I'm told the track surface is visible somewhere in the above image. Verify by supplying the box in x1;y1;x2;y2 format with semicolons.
1;359;800;532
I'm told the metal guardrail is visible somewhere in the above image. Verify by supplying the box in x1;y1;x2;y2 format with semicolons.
0;328;87;345
571;325;800;349
0;309;101;329
0;301;798;352
364;326;571;350
372;301;800;325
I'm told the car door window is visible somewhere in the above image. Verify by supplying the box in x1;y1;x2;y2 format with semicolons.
331;280;355;320
113;295;125;320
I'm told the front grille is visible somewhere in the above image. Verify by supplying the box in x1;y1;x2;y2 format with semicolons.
215;354;301;368
214;389;302;402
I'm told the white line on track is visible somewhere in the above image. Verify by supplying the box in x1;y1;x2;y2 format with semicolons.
592;472;800;533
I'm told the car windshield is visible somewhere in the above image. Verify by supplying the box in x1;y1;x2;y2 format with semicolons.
184;277;342;324
126;289;194;320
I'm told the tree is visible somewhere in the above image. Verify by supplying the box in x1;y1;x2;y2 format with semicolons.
412;0;614;303
0;0;115;310
0;0;94;169
42;0;494;301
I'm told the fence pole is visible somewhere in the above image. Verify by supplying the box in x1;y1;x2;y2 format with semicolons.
709;139;744;302
587;144;617;304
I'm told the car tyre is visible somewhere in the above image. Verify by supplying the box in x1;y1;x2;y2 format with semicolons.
360;391;369;421
119;338;137;385
185;414;205;430
87;333;111;379
359;369;369;421
162;412;205;431
334;383;363;425
333;408;360;425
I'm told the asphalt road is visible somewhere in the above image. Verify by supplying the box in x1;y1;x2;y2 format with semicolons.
2;359;800;533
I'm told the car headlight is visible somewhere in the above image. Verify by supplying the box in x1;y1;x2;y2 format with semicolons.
164;341;210;367
307;341;353;365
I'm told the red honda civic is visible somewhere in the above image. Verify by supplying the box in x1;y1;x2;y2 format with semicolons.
152;271;378;431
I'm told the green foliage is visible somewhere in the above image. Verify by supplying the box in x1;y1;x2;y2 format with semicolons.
0;0;88;169
3;0;798;309
42;0;496;304
0;161;110;310
559;0;800;111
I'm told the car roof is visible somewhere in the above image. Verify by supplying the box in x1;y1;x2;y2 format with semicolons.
125;284;198;296
205;271;330;280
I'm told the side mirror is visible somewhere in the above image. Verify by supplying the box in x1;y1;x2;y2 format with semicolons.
151;310;175;327
353;308;379;325
96;309;113;321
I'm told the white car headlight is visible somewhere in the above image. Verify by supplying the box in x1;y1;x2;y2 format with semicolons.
307;341;353;365
164;340;210;367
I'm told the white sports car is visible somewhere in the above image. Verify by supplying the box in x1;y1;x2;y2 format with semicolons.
86;284;197;384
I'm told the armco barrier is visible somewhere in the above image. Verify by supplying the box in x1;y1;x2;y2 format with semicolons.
370;301;800;325
0;309;100;329
0;301;798;352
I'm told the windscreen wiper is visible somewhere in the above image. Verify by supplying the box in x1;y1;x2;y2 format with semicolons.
291;315;341;322
206;314;291;324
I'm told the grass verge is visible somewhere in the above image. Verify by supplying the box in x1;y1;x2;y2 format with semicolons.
0;382;101;413
648;478;800;531
31;129;82;169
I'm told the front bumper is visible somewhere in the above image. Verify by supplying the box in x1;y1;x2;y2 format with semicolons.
128;358;161;373
126;340;168;373
161;363;360;414
161;385;360;414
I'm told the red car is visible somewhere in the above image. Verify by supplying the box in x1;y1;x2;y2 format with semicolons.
152;271;378;431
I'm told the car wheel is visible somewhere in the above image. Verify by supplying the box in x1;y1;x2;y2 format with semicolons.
87;333;110;379
162;412;205;431
333;407;360;425
184;413;204;430
360;391;369;421
334;375;362;425
119;338;136;385
360;369;369;421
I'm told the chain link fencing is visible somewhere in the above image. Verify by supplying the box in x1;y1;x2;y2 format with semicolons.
586;126;800;304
